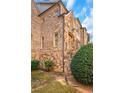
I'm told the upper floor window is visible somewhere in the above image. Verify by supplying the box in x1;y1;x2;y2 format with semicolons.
41;36;44;49
53;32;58;47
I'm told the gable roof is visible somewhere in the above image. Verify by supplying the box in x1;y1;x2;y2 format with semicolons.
36;2;57;4
35;0;84;30
36;3;54;13
32;0;41;15
38;0;68;16
36;0;60;3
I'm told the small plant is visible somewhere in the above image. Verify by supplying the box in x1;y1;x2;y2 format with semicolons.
31;60;40;70
44;59;54;71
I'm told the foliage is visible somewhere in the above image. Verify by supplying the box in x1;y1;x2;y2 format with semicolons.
31;60;40;70
44;59;54;71
71;43;93;85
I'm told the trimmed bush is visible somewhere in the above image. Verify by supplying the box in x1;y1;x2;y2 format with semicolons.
71;43;93;85
31;60;40;70
44;59;54;71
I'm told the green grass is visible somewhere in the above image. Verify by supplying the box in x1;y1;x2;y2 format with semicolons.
32;70;78;93
32;81;78;93
31;70;54;88
31;70;53;81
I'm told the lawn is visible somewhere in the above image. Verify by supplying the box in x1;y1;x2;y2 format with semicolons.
31;70;54;88
32;81;78;93
31;70;79;93
31;70;53;81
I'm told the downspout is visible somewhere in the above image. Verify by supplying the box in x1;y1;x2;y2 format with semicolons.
62;14;68;85
62;15;64;73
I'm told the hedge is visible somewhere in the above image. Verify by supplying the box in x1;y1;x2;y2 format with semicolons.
71;43;93;85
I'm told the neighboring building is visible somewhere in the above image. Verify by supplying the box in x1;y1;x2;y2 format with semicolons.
31;0;89;72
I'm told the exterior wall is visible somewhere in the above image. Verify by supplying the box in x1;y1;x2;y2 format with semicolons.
31;16;41;52
59;2;68;14
75;19;81;41
80;27;89;45
64;12;81;53
64;12;74;51
80;28;84;45
31;0;40;16
32;3;64;71
31;1;89;72
83;28;88;45
40;4;63;50
63;12;83;73
36;3;54;13
31;0;41;60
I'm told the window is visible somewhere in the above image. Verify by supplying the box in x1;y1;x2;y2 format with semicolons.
41;36;44;49
53;32;58;47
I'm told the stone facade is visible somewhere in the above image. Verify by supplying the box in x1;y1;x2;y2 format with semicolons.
31;0;89;72
80;27;89;45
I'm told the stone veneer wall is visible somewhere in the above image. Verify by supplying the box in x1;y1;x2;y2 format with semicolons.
63;12;81;73
31;0;41;57
83;28;88;45
80;28;84;45
31;1;89;72
39;50;63;72
60;2;68;14
32;3;64;72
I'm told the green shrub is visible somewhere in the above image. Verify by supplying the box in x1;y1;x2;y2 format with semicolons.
31;60;40;70
44;59;54;71
71;43;93;85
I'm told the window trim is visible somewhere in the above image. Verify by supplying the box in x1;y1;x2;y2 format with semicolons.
41;36;44;49
53;32;58;47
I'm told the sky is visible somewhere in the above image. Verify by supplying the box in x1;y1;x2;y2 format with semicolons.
35;0;93;42
62;0;93;42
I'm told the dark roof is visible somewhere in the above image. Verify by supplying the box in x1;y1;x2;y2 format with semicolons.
36;2;57;4
36;0;85;30
35;0;60;3
58;10;71;17
38;1;60;16
38;0;68;16
58;13;66;17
